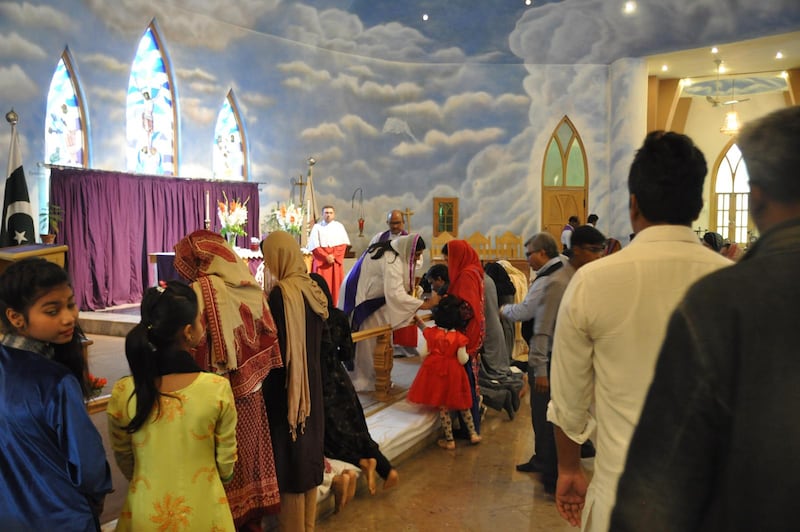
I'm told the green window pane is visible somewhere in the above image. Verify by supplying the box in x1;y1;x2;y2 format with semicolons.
556;121;573;152
543;138;563;187
566;141;586;186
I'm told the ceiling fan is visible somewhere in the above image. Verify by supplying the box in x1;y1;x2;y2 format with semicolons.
707;59;750;107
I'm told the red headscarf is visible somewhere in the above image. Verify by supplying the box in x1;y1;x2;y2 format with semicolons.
446;240;485;357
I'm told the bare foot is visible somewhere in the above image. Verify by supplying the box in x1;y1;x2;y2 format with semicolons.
437;439;456;450
470;433;482;445
344;469;358;501
383;468;399;490
359;458;377;495
331;473;349;513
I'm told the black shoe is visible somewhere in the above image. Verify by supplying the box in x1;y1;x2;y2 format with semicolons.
516;457;543;473
542;481;556;495
580;441;596;458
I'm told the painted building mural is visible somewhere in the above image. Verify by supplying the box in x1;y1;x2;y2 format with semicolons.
1;0;799;253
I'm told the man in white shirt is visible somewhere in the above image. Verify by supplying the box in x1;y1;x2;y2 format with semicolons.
547;131;731;531
307;205;350;304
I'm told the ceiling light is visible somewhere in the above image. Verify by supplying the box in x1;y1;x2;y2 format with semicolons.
780;71;789;79
680;78;693;87
711;47;719;54
623;2;637;14
525;0;533;5
718;64;727;74
720;110;741;136
776;51;784;59
422;13;428;21
661;64;668;72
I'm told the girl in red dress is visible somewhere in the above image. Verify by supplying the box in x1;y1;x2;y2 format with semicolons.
408;296;481;449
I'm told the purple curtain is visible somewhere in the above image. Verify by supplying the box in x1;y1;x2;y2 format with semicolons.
50;168;259;310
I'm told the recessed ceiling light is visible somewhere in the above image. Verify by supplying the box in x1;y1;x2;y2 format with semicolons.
711;46;719;54
776;51;784;59
680;78;693;87
661;64;668;72
525;0;533;5
623;1;637;14
780;71;789;79
718;64;727;74
422;13;429;21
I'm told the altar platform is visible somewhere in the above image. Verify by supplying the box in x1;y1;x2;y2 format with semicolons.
81;309;442;528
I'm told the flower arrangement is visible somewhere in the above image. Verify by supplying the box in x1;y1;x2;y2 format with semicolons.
218;191;249;241
266;202;304;237
87;373;107;399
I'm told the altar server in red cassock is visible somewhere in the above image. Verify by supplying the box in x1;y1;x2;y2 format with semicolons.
307;205;350;304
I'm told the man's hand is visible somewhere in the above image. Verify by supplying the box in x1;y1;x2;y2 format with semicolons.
326;254;335;264
534;375;549;393
555;469;588;527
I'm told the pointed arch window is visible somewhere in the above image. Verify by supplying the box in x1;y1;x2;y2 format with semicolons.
542;117;587;188
711;141;753;245
45;48;87;168
126;21;178;176
213;90;248;181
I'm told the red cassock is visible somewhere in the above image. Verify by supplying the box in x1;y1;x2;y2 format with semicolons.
311;243;348;303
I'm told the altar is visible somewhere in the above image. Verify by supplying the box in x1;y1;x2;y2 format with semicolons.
149;246;313;288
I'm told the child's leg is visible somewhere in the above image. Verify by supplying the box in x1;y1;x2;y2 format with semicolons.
438;407;456;449
460;409;482;444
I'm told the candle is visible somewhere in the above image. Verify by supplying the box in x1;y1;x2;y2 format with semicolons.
205;190;210;221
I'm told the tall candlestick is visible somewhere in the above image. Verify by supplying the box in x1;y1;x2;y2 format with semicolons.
205;191;210;221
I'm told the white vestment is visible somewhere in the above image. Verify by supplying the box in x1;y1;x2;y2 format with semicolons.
307;220;350;250
340;244;422;392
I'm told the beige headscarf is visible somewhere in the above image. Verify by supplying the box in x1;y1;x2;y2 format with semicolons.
261;231;328;440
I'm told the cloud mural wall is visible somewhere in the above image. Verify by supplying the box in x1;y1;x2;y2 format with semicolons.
1;0;799;256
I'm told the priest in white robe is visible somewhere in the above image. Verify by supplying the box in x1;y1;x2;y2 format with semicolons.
339;234;437;391
307;205;351;304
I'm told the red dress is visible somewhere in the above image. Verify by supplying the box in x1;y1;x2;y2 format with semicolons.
407;327;472;410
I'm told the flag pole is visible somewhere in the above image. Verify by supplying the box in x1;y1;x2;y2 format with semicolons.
2;109;37;247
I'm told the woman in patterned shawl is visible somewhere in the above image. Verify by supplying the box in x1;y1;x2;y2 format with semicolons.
173;229;282;530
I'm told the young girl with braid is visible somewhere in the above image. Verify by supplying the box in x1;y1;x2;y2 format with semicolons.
107;280;238;531
408;295;481;450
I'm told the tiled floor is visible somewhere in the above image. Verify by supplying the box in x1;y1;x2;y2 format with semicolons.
87;333;580;531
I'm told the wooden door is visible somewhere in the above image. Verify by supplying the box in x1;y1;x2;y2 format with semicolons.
542;188;585;245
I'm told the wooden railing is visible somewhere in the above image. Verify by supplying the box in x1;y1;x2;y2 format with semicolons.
87;313;433;412
351;324;395;401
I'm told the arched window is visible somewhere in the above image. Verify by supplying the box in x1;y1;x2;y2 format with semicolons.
542;116;587;188
213;90;248;181
711;141;752;244
541;116;588;243
45;48;87;168
126;20;178;176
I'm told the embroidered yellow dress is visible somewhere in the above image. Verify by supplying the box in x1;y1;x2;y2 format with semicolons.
107;374;238;531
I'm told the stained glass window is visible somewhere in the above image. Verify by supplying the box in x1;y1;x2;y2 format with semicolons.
45;49;85;167
126;23;176;175
213;91;247;181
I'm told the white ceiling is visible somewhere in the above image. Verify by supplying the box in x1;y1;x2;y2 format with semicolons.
646;30;800;81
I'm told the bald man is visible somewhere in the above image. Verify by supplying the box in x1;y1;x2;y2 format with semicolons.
369;210;408;244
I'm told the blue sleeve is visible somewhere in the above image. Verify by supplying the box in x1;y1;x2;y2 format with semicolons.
50;375;113;500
